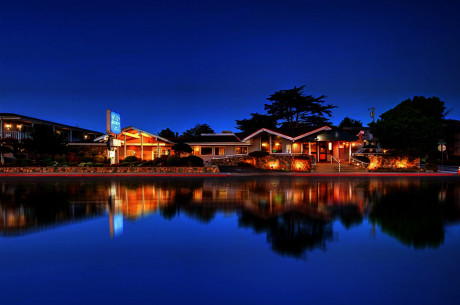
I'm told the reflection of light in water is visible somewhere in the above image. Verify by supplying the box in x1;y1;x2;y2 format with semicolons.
113;214;123;237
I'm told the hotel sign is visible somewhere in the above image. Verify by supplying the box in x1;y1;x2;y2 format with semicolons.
106;110;121;135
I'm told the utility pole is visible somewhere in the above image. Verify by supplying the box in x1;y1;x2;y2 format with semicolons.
368;107;375;123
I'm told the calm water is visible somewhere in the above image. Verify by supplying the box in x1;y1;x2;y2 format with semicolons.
1;176;459;305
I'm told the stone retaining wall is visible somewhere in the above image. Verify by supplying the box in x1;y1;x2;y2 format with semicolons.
212;155;311;172
0;166;219;173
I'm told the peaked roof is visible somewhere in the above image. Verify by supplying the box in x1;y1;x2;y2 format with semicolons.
241;128;294;142
299;129;358;142
121;126;174;143
242;126;332;142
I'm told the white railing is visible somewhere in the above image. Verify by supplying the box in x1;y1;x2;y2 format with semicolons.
331;156;341;172
350;155;369;168
1;131;32;141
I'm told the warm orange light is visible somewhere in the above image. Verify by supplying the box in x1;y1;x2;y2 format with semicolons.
293;143;298;147
17;124;22;130
262;143;267;147
194;147;200;151
328;142;332;150
352;143;356;147
84;135;88;139
5;124;11;129
275;142;280;146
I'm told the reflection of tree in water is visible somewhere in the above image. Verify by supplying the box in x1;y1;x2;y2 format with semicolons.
159;179;217;224
238;211;333;259
330;205;363;229
369;179;458;249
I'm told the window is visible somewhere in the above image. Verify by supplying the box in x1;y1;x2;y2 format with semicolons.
214;147;225;156
272;136;283;153
235;147;248;154
201;147;212;155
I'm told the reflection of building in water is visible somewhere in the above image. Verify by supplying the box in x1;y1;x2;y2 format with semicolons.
2;178;460;255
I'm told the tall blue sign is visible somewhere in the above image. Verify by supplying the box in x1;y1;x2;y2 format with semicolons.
110;111;121;134
106;110;121;135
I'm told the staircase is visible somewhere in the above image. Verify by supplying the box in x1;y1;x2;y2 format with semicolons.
313;162;367;173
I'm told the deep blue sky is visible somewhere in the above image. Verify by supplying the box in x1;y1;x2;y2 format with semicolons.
1;0;459;134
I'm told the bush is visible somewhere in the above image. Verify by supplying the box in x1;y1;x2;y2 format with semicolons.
119;162;131;167
81;156;95;163
185;155;204;167
172;142;192;154
152;157;166;167
93;154;106;163
249;151;269;158
237;161;253;167
79;162;94;167
94;163;104;167
15;159;34;166
166;155;182;166
68;162;78;167
124;156;138;163
140;160;155;167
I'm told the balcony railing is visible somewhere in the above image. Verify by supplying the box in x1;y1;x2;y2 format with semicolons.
1;131;32;141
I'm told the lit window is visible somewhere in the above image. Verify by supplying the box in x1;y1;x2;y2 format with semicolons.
214;147;225;155
235;147;248;154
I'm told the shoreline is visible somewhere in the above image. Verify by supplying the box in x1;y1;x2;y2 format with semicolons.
0;172;457;177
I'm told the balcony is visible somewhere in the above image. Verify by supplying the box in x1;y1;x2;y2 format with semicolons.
1;131;32;141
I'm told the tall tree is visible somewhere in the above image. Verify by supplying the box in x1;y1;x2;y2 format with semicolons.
369;96;446;156
339;117;363;129
264;85;336;130
181;124;214;138
235;113;278;133
158;128;176;138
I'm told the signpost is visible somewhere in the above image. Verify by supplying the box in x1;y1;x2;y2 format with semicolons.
106;110;121;164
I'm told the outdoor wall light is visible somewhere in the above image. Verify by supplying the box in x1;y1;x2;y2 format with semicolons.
328;142;332;151
17;124;22;130
5;124;11;129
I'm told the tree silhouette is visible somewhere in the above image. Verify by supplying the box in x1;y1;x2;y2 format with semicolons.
264;85;336;131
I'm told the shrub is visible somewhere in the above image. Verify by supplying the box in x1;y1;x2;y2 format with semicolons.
16;159;34;166
79;162;94;167
81;156;95;163
153;157;166;167
94;163;104;167
249;151;269;158
185;155;204;167
166;155;182;166
93;154;106;163
119;162;131;167
68;162;78;167
140;160;155;167
172;142;192;154
237;161;253;167
124;156;138;163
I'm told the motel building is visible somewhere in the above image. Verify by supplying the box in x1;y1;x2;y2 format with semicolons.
176;127;360;164
95;128;174;164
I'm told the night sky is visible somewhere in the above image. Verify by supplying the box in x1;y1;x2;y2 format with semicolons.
1;0;459;134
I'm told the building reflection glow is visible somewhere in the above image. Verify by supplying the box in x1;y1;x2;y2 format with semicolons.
1;177;459;256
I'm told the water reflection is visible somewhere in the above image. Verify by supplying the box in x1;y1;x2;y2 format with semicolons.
1;177;459;257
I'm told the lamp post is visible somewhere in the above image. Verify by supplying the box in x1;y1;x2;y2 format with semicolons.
438;140;446;172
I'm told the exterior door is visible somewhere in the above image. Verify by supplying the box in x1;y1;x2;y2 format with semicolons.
318;142;328;162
